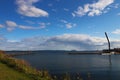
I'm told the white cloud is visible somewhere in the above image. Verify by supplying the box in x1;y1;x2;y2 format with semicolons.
6;21;17;27
18;25;40;30
73;0;114;17
60;19;76;29
4;20;49;31
0;24;4;28
39;22;50;28
117;13;120;16
66;23;72;29
64;8;69;11
16;0;48;17
51;9;57;12
112;29;120;34
18;22;50;30
72;13;76;17
60;20;67;23
113;3;119;8
66;23;76;29
6;21;17;31
110;3;119;9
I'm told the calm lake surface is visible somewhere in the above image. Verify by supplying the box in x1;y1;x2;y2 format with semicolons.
15;51;120;80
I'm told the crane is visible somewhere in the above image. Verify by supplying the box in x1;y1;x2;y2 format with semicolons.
105;32;111;65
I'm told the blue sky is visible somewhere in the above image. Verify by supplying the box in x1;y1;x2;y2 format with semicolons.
0;0;120;50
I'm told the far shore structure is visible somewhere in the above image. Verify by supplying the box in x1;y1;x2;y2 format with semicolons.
103;32;120;54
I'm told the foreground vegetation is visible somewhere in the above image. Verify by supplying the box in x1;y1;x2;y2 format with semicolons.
0;62;33;80
0;51;52;80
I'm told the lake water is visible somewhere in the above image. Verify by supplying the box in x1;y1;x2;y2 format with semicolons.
15;51;120;80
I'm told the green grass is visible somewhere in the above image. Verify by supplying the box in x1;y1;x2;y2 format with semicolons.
0;62;33;80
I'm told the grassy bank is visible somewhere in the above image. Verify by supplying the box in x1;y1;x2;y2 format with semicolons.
0;51;52;80
0;62;33;80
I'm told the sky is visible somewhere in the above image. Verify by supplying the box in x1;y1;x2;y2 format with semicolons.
0;0;120;51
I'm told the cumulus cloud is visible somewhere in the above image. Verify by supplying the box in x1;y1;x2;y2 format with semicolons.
0;34;115;51
60;19;77;29
16;0;48;17
73;0;114;17
112;29;120;34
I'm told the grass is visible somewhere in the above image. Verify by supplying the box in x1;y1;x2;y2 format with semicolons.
0;62;33;80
